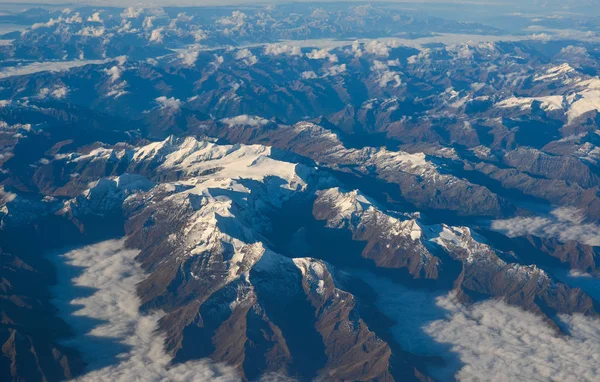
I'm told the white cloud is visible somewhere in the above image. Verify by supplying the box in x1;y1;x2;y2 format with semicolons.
31;17;62;30
104;65;128;98
149;28;164;43
106;87;128;99
264;44;302;57
32;13;84;29
407;50;431;65
530;32;552;41
370;60;402;87
51;86;68;99
51;240;240;382
104;66;122;83
323;64;347;77
142;16;155;29
363;40;390;57
491;207;600;246
115;56;127;66
301;71;318;80
38;85;69;99
155;96;182;110
234;49;258;66
213;55;225;67
0;186;16;205
87;12;103;23
360;271;600;382
221;115;269;127
426;294;600;381
0;121;31;132
378;70;402;88
175;12;194;22
191;28;208;42
121;7;143;19
117;20;133;34
77;26;105;37
306;48;338;63
178;49;200;66
217;11;247;28
371;60;388;71
351;40;362;57
67;13;83;24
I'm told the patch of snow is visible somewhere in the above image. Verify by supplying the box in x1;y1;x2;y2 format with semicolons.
534;63;575;82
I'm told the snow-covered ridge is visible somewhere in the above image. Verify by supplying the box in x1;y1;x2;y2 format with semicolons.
314;188;434;272
315;188;372;225
306;127;450;181
425;225;498;264
68;136;309;191
162;185;268;284
283;121;440;180
496;95;564;112
59;135;318;288
315;188;526;272
498;64;600;123
62;174;154;217
293;258;329;295
316;187;423;240
534;63;576;82
154;137;305;189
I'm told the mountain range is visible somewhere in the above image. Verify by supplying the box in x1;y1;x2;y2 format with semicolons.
1;3;600;382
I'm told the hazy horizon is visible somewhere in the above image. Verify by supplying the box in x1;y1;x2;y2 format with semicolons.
0;0;598;20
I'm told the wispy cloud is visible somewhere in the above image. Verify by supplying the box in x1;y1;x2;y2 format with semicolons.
491;207;600;246
51;240;240;382
221;114;269;127
0;59;108;79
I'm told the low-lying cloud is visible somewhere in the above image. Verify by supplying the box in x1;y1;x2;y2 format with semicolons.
306;48;338;63
359;271;600;382
264;44;302;56
51;240;239;382
234;48;258;66
490;207;600;246
221;114;269;127
155;96;182;110
0;59;108;79
427;295;600;381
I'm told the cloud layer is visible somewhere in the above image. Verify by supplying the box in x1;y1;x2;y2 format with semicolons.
0;59;108;79
427;295;600;382
359;271;600;382
491;207;600;246
51;240;239;382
